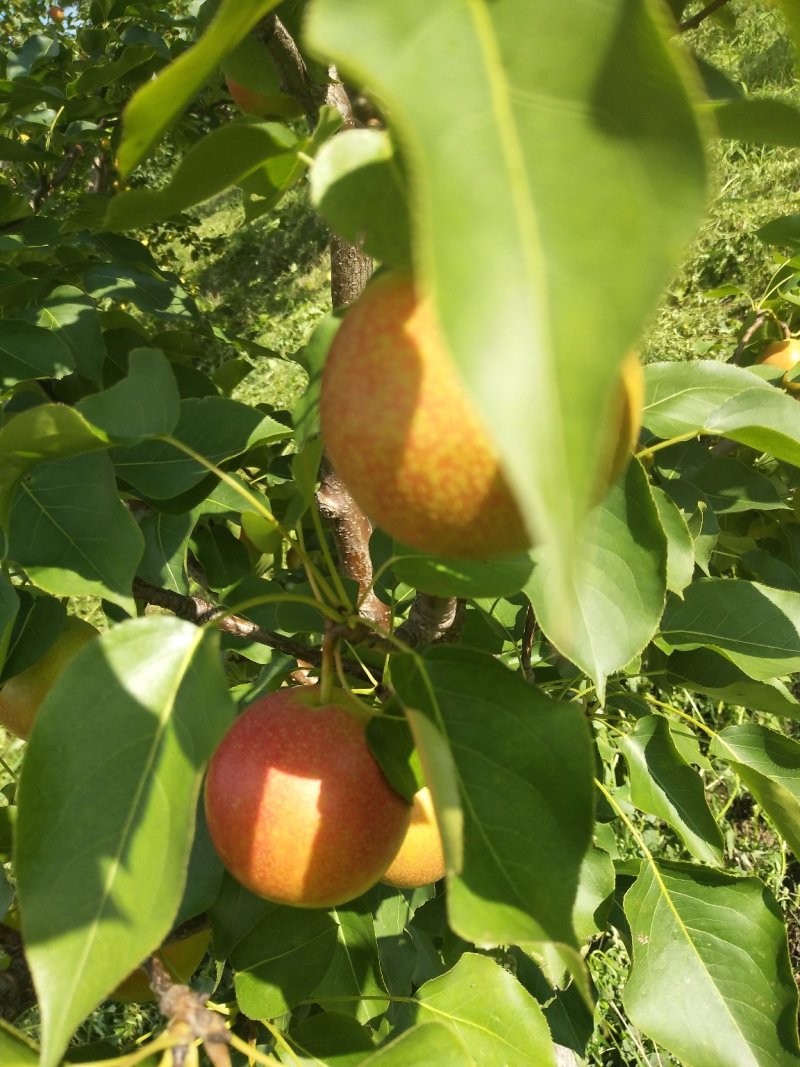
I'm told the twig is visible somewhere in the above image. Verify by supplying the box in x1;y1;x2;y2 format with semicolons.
731;312;765;364
395;595;463;648
131;578;370;683
521;604;537;680
316;461;392;629
146;957;232;1067
678;0;731;32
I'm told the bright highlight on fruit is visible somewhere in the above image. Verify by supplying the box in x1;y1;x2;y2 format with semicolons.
383;787;446;889
320;271;644;559
204;687;411;908
0;617;98;739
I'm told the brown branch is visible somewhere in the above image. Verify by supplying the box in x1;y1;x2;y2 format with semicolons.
132;578;371;685
731;312;766;364
678;0;731;32
257;14;326;125
30;144;82;211
395;595;463;649
317;460;392;629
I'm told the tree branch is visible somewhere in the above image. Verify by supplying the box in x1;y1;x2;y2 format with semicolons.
678;0;730;32
395;595;463;649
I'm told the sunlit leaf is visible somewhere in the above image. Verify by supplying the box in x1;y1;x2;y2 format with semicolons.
624;861;800;1067
16;617;233;1067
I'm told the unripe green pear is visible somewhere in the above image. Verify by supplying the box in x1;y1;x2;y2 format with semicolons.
204;687;411;908
320;272;644;559
0;617;98;739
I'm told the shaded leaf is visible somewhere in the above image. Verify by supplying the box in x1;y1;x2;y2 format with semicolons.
526;460;666;700
0;320;75;386
118;0;282;174
667;648;800;720
710;97;800;147
232;905;339;1020
310;128;411;265
621;715;723;864
393;545;533;600
651;486;695;595
36;285;106;387
393;646;594;951
108;121;298;231
78;348;180;441
5;453;143;614
660;578;800;681
712;725;800;858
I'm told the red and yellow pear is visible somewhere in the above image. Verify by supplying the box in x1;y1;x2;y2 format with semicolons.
320;271;644;559
0;617;98;739
204;687;411;908
383;787;446;889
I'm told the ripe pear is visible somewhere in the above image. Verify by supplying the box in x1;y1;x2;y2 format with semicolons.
204;687;411;908
111;926;211;1003
320;272;644;559
759;339;800;372
0;617;98;739
383;787;446;889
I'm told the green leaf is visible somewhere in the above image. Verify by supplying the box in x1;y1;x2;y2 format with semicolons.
231;905;338;1019
310;128;411;265
623;861;800;1067
113;397;279;498
709;97;800;147
0;573;19;676
393;546;533;599
284;1012;376;1065
0;1020;39;1066
392;646;594;950
5;453;144;614
69;43;156;95
118;0;283;175
412;953;556;1067
621;715;723;864
137;509;194;595
361;1023;472;1066
108;121;298;231
0;591;64;685
36;285;106;387
292;313;340;448
758;214;800;253
685;457;787;514
704;387;800;466
0;320;75;386
660;578;800;681
15;617;233;1067
643;360;769;438
306;0;707;629
313;899;388;1023
712;725;800;858
652;486;695;595
0;405;109;520
77;348;180;441
668;648;800;720
525;460;666;701
573;846;615;943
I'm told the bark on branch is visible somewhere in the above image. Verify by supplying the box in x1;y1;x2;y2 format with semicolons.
678;0;730;32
